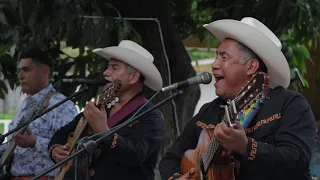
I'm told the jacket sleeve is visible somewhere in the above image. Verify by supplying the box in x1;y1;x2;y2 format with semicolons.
98;110;165;167
159;115;201;180
234;95;316;179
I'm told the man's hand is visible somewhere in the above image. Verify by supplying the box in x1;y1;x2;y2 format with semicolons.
176;168;196;180
83;102;109;133
213;122;248;154
14;128;37;148
51;143;70;163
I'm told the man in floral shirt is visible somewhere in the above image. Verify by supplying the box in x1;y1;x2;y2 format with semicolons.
0;47;78;180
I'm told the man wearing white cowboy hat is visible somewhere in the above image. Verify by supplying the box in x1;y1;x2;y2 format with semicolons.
160;17;315;180
48;40;165;180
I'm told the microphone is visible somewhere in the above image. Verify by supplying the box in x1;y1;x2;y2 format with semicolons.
161;72;212;92
62;74;108;86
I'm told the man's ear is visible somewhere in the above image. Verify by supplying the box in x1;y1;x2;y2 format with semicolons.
245;59;260;76
43;65;51;78
129;71;141;84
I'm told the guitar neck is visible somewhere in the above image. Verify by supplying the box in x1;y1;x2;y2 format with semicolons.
67;116;89;152
201;113;230;171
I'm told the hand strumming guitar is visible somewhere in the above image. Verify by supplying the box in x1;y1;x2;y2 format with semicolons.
175;168;196;180
213;122;248;154
51;143;70;163
83;102;109;133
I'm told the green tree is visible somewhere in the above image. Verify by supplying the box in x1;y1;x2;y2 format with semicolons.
0;2;201;178
175;0;320;90
1;1;320;179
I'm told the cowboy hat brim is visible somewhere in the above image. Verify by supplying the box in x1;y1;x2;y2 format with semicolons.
204;19;290;88
92;47;163;91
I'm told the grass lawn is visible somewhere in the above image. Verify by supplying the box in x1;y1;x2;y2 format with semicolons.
0;114;14;134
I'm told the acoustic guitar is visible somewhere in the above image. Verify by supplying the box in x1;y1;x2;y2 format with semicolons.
180;72;270;180
0;91;52;180
54;80;122;180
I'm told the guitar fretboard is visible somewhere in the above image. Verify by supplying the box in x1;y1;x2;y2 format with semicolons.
199;93;267;172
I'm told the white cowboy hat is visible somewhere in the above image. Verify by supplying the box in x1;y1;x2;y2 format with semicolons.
203;17;290;88
92;40;163;91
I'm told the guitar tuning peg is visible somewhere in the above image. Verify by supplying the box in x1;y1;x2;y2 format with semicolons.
115;97;119;102
107;103;112;108
111;100;115;105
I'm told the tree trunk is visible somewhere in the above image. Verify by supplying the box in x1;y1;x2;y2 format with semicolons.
302;43;320;120
113;0;201;179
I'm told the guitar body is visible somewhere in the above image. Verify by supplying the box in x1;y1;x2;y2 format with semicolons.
0;151;13;180
181;129;235;180
0;131;17;180
0;93;52;180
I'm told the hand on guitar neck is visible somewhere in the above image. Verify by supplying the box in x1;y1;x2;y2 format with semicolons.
83;102;109;133
14;128;37;148
213;122;248;154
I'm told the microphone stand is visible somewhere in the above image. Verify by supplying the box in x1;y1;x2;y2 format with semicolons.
31;90;184;180
0;85;89;144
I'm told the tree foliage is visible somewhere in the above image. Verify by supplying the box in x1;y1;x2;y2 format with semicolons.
0;0;141;105
172;0;320;90
1;0;320;98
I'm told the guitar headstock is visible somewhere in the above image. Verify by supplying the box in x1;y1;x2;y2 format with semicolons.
225;72;270;123
95;80;122;107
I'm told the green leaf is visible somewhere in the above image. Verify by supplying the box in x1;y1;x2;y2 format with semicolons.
129;28;142;45
303;76;310;88
0;11;8;25
0;80;8;99
291;54;299;66
299;60;307;73
0;80;8;94
276;0;288;20
308;39;312;48
82;19;94;46
300;45;311;59
10;0;18;9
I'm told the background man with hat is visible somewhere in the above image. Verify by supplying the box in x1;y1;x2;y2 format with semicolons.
48;40;165;180
160;17;316;180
